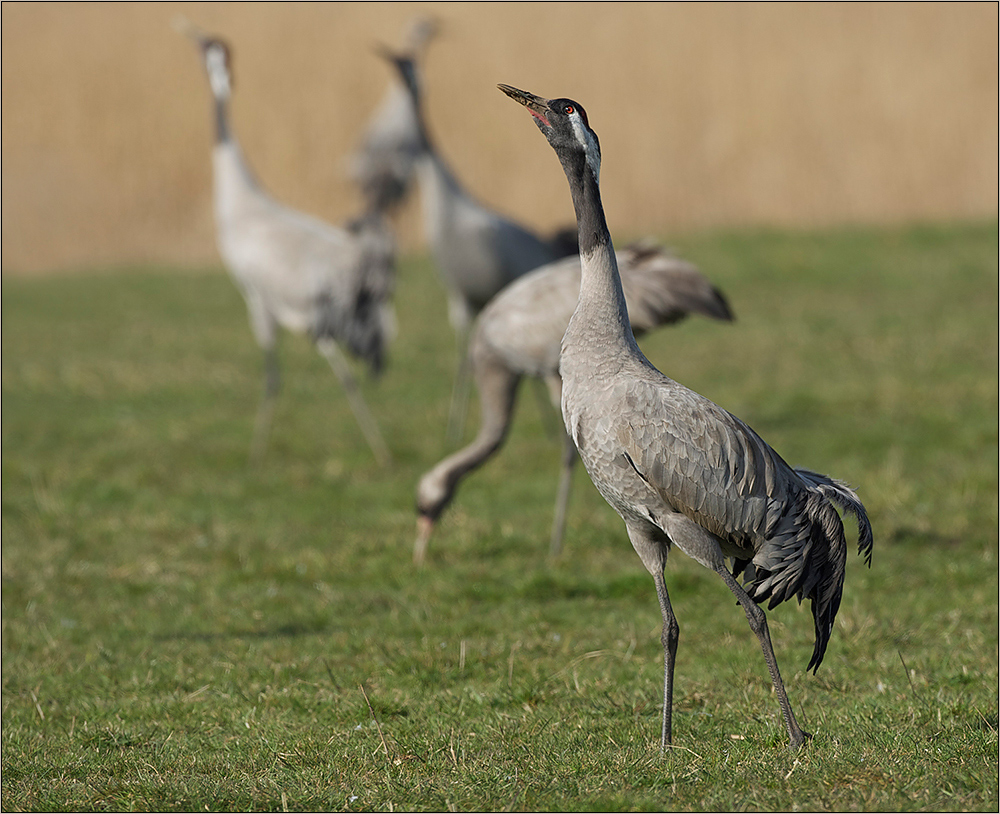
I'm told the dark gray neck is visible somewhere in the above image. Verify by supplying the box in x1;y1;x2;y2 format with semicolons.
560;150;610;257
407;79;469;199
405;77;437;159
214;97;231;144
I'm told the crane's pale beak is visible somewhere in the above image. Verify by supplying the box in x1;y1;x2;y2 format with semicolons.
407;16;441;52
373;43;403;63
498;84;552;127
414;515;434;565
173;16;209;47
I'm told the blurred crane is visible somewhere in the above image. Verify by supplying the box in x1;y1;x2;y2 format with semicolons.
178;21;395;465
350;16;440;214
382;52;577;442
414;241;733;564
500;83;873;750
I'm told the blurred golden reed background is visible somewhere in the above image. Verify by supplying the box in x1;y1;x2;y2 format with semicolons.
2;2;997;275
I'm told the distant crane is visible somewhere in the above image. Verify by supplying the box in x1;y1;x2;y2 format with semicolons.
179;21;395;465
382;52;577;441
415;241;733;564
350;16;440;214
499;83;873;750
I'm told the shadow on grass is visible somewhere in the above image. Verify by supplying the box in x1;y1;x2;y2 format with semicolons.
152;621;330;643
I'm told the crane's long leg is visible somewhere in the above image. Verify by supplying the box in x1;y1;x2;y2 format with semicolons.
446;325;473;445
652;570;680;750
316;338;391;466
531;377;561;439
249;347;280;465
549;430;577;557
714;565;810;750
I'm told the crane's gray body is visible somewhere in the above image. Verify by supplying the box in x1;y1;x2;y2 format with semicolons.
351;81;421;214
213;143;395;366
415;151;558;326
562;291;843;586
414;242;733;561
498;83;872;750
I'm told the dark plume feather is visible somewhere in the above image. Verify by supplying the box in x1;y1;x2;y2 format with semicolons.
312;211;396;376
733;468;873;673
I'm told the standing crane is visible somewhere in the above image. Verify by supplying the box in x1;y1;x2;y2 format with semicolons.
382;52;577;441
414;241;733;564
350;16;440;214
499;84;873;750
179;21;395;465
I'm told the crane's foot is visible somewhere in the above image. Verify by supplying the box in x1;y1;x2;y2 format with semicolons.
789;728;813;751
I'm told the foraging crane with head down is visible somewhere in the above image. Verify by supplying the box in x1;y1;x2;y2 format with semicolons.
499;83;873;751
383;53;577;441
179;22;395;465
414;241;733;564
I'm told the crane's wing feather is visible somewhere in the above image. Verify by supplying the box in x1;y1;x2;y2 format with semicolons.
219;190;395;372
615;372;796;548
618;243;734;331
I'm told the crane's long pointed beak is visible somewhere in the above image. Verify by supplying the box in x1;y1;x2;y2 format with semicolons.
498;84;551;126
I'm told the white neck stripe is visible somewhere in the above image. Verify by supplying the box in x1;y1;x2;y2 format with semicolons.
206;46;231;100
570;115;601;182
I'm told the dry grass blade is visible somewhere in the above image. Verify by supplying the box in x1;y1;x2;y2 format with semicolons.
360;682;393;762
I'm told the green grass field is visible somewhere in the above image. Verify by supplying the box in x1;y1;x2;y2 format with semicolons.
3;222;998;811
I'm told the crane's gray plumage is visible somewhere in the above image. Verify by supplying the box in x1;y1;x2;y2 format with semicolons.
179;21;395;465
350;17;439;213
499;83;873;751
414;241;733;564
384;53;577;440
